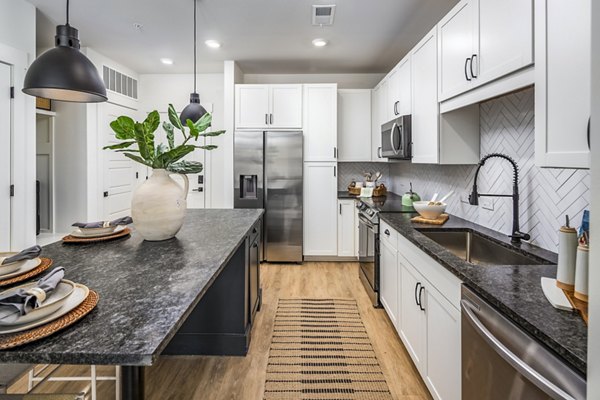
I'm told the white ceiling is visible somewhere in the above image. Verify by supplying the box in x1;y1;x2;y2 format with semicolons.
30;0;458;75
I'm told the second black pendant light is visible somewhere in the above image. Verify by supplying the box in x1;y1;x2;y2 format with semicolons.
180;0;207;125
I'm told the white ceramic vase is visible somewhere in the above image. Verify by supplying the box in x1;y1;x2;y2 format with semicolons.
131;169;189;241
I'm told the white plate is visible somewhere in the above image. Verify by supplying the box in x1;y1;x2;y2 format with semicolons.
70;225;125;238
0;258;42;280
0;283;89;334
78;225;117;236
0;280;76;326
0;253;29;275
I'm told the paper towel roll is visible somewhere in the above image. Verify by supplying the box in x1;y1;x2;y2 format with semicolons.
557;226;578;290
575;245;589;302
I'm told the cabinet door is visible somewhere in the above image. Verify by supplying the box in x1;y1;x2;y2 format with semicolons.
303;84;338;162
303;162;337;255
411;28;440;164
399;260;426;373
425;286;461;400
380;238;399;328
476;0;533;86
235;85;270;129
337;200;356;257
270;85;303;129
386;68;400;121
371;85;383;162
535;0;591;168
438;0;478;101
338;90;371;161
396;57;411;116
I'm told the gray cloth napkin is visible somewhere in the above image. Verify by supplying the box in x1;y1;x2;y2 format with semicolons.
0;267;65;316
1;245;42;265
72;216;133;229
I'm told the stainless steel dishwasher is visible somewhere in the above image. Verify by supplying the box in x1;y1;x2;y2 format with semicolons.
461;286;586;400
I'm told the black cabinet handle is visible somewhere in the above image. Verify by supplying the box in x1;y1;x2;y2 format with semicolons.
394;101;399;116
103;191;109;198
252;227;257;234
470;54;478;78
588;117;591;150
265;114;268;125
418;286;425;311
252;242;258;248
334;166;336;177
384;229;390;236
270;113;273;124
464;57;472;81
415;282;421;307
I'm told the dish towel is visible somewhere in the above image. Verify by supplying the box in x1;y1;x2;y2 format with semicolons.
0;267;65;316
1;245;42;265
72;216;133;229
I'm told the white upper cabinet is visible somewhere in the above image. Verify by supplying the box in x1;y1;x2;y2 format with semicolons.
235;84;302;129
338;89;372;162
438;0;478;101
370;84;386;162
535;0;591;169
411;28;440;164
387;56;412;119
304;162;337;256
303;84;338;162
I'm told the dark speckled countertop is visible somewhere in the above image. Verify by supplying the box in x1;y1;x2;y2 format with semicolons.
378;212;587;376
0;209;264;366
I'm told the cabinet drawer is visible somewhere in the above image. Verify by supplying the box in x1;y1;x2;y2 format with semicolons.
379;220;398;249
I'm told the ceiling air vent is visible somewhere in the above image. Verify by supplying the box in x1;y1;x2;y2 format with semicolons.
312;5;336;26
102;65;138;100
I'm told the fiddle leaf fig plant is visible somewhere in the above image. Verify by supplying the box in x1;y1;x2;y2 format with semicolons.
104;104;225;174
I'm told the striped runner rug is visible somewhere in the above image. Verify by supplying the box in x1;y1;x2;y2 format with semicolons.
264;298;393;399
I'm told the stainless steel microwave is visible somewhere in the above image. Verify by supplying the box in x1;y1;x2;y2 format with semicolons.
380;115;411;159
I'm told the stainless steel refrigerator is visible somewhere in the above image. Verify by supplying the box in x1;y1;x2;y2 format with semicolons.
234;131;303;263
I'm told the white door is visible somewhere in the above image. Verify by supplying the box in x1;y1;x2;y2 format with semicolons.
379;237;399;327
269;85;302;129
399;260;426;373
396;57;412;116
303;84;338;162
412;28;440;164
235;85;270;129
303;162;337;256
425;286;461;400
476;0;533;86
0;62;11;249
36;114;54;233
337;199;356;257
438;0;478;101
338;90;371;161
102;103;142;220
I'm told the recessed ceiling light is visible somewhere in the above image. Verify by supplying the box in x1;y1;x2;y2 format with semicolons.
205;40;221;49
312;38;328;47
160;58;174;65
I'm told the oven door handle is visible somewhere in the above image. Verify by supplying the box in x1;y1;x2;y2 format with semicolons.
460;300;576;400
358;215;375;230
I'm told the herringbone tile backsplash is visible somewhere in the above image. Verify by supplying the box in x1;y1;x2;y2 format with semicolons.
388;88;590;252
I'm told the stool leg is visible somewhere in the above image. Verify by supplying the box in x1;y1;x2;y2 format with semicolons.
121;366;144;400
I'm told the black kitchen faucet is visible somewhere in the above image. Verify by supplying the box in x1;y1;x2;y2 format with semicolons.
469;153;531;244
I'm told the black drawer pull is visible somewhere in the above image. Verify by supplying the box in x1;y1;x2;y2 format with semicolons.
384;229;390;236
418;286;425;311
252;227;257;234
415;282;421;307
464;57;472;81
470;54;478;78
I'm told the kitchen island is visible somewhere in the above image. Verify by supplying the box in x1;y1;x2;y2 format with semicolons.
0;209;264;399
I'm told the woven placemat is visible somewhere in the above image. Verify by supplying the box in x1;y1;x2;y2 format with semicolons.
0;258;53;287
62;227;131;244
264;298;393;399
0;290;99;350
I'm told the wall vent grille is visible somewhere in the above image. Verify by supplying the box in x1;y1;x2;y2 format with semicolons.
312;5;336;26
102;65;138;99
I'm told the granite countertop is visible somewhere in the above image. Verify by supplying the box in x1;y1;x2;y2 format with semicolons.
0;209;264;366
337;191;360;199
378;213;587;376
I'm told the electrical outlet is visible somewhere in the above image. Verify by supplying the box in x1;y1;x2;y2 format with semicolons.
460;193;470;204
481;198;494;211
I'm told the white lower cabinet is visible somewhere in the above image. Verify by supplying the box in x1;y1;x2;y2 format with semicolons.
303;162;337;256
381;226;462;400
337;199;357;257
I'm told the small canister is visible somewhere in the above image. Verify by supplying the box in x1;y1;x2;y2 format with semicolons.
556;220;578;290
574;244;589;302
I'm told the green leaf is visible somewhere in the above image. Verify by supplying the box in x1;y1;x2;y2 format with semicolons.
199;130;226;137
134;122;155;161
123;152;152;167
143;110;161;133
155;143;168;156
163;122;175;150
195;145;218;151
103;141;136;150
115;149;139;153
186;119;199;139
155;145;196;167
110;116;135;140
193;112;212;133
168;104;184;132
167;160;204;174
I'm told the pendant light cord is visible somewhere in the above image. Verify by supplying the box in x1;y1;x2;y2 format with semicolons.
193;0;197;93
66;0;70;25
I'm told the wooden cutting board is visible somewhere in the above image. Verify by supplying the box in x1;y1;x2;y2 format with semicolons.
411;214;449;225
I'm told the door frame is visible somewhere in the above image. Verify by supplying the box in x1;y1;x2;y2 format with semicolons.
35;110;56;233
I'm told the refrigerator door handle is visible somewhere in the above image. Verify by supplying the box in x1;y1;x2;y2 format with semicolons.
334;166;337;177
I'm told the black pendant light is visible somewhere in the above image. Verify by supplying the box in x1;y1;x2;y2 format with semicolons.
180;0;207;125
23;0;107;103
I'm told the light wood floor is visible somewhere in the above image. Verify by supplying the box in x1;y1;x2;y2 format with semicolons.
11;262;431;399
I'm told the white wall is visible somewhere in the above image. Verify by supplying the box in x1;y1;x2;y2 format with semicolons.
587;0;599;396
243;73;383;89
139;72;226;207
0;0;36;250
223;61;244;209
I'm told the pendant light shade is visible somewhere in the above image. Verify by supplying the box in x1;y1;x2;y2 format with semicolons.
23;1;107;103
180;0;207;125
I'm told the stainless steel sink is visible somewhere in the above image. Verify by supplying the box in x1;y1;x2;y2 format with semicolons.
418;230;551;266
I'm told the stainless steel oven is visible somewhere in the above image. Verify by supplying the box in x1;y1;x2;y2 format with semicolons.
461;285;586;400
358;211;379;307
380;115;411;159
